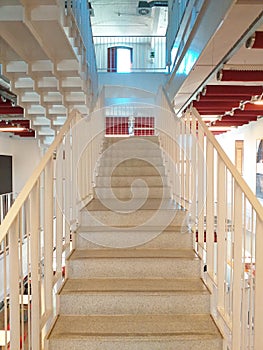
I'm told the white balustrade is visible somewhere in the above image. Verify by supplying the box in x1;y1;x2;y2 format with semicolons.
155;86;263;350
0;105;105;349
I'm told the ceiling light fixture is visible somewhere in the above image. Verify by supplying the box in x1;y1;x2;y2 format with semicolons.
0;127;26;132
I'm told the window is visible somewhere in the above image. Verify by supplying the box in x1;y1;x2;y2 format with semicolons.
107;46;132;73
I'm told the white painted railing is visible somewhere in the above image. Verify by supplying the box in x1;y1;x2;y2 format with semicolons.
0;106;104;349
156;87;263;350
0;193;17;225
94;36;167;72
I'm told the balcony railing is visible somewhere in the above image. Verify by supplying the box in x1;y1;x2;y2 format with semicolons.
94;36;168;72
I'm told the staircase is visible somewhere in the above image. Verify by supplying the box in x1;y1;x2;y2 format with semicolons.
47;136;222;349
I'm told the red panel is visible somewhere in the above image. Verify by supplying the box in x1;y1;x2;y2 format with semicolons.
249;31;263;49
0;106;24;114
204;85;263;96
199;95;252;102
193;101;239;109
244;103;263;112
218;70;263;82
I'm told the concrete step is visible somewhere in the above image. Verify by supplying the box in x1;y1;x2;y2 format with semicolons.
80;206;187;228
95;175;167;187
48;314;222;350
100;149;162;157
104;136;159;145
97;165;166;176
80;207;187;227
67;249;200;279
93;186;171;199
76;225;193;250
99;158;164;167
59;278;210;315
85;198;176;211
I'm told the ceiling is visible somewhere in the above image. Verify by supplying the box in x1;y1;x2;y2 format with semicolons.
90;0;168;36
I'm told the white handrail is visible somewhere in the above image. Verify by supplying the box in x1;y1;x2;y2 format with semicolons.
191;107;263;220
156;86;263;350
0;111;76;243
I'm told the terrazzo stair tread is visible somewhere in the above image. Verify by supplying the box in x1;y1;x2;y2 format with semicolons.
95;176;167;187
75;225;192;249
48;314;221;338
77;225;190;233
70;248;197;260
68;248;200;279
61;277;208;294
97;166;166;176
84;198;177;211
93;186;171;199
104;136;159;145
99;159;164;167
101;149;162;155
80;208;186;227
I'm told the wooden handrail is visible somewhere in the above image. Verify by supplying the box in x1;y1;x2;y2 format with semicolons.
191;107;263;221
0;110;80;242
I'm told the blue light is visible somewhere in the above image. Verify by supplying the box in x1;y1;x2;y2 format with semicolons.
177;50;199;75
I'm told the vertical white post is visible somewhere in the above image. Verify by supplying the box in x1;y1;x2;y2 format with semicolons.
197;123;205;259
217;156;226;308
30;181;40;350
232;184;243;350
181;119;185;208
190;113;197;229
44;159;54;312
254;216;263;350
206;139;214;278
185;111;190;209
9;217;20;350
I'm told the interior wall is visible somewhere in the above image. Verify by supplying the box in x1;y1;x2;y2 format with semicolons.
216;118;263;196
0;134;41;194
99;72;168;94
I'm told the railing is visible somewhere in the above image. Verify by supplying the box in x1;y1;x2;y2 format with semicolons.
0;193;17;225
64;0;98;99
0;106;104;349
94;36;167;72
155;86;263;350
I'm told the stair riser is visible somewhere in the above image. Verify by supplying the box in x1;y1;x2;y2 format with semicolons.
97;166;166;176
76;230;193;250
95;176;167;187
68;258;200;279
59;293;209;315
93;187;171;199
49;338;222;350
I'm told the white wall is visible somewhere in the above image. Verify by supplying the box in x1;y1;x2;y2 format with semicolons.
0;133;41;194
216;118;263;196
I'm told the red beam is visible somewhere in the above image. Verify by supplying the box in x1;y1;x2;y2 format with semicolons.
246;31;263;49
193;101;239;109
204;85;263;96
199;95;252;102
221;116;257;122
218;70;263;82
197;110;228;115
0;106;24;114
244;103;263;111
213;121;249;127
0;120;30;128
